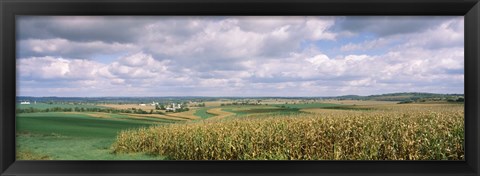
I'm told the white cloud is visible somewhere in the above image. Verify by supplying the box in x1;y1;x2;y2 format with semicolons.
303;17;337;40
16;16;464;96
18;38;138;58
140;16;337;61
107;52;171;81
341;38;392;52
403;18;464;49
17;57;103;80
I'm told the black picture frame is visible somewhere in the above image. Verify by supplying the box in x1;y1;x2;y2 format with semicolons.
1;0;479;175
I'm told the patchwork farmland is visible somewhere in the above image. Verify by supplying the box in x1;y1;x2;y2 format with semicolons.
16;93;464;160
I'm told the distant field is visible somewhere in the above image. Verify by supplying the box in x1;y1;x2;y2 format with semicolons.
222;105;299;116
275;103;341;109
16;112;165;160
255;98;320;105
194;108;215;119
204;101;231;107
125;113;187;121
319;100;399;105
99;104;156;111
99;104;202;120
16;103;103;110
205;108;236;120
63;112;182;123
167;108;200;120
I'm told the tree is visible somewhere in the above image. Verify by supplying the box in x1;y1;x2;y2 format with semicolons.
456;97;464;102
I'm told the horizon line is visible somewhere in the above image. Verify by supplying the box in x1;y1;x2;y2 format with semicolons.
16;92;465;98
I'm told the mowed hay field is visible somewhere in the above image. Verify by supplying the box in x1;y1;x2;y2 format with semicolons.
112;103;464;160
205;108;236;120
99;104;200;120
166;108;201;120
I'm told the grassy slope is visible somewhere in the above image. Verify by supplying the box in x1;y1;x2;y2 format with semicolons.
222;105;299;116
16;112;164;160
193;108;215;119
199;103;341;118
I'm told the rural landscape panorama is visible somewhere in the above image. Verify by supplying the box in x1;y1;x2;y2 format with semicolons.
16;16;464;160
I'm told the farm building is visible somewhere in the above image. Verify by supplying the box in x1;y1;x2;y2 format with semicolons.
166;103;182;112
20;101;31;105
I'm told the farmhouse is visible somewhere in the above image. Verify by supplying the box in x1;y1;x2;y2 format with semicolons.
20;101;31;105
166;103;182;112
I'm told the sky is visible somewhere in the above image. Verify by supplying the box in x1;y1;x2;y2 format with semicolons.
16;16;464;97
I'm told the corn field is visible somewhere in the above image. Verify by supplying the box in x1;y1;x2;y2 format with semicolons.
112;104;464;160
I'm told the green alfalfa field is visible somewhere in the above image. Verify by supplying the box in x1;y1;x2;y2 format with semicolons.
16;112;171;160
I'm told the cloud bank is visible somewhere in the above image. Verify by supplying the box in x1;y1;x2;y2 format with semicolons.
16;16;464;97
